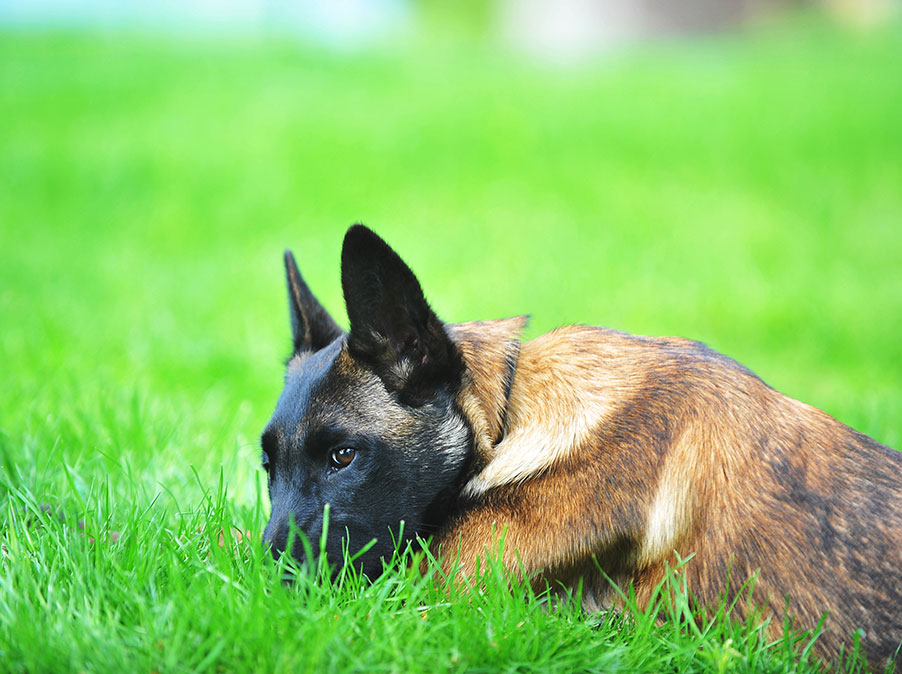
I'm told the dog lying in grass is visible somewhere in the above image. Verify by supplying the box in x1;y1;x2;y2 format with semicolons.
260;225;901;669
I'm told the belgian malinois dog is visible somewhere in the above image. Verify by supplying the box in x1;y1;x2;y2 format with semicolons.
261;224;902;668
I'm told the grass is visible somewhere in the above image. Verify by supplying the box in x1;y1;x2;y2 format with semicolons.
1;18;901;673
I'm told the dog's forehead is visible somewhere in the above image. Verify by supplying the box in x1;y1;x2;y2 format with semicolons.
279;341;412;439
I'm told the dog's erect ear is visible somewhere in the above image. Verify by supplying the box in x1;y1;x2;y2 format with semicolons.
341;225;463;405
284;250;344;353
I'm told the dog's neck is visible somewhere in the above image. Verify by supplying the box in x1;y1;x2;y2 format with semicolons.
446;316;528;462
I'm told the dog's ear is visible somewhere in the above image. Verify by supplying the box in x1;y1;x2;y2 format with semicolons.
284;250;344;353
341;224;462;405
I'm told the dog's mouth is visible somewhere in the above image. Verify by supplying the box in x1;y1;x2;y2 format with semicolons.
263;516;428;582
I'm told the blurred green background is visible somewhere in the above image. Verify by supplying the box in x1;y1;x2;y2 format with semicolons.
1;3;900;516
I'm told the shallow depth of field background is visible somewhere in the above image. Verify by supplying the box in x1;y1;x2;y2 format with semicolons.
1;1;901;671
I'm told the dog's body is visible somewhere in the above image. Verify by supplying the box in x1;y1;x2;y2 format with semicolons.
261;225;902;668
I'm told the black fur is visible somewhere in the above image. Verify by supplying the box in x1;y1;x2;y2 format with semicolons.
284;250;344;353
341;224;464;406
261;226;473;576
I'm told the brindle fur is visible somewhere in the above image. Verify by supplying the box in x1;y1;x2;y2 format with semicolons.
261;225;902;670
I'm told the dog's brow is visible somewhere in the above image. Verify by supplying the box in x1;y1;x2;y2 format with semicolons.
303;425;354;453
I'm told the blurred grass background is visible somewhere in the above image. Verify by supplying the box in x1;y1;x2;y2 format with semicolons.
1;8;902;671
1;13;900;514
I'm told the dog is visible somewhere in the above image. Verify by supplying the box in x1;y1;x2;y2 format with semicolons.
260;224;902;668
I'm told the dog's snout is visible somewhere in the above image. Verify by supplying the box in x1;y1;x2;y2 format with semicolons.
263;514;298;560
263;505;319;563
262;524;286;559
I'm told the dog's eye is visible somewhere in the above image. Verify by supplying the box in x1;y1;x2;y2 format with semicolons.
261;430;278;474
329;447;356;471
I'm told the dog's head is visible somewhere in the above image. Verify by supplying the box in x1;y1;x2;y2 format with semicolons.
260;225;474;576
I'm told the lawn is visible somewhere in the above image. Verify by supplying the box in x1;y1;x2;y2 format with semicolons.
1;19;901;673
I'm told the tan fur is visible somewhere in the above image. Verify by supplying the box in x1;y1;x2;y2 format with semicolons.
462;326;650;497
447;317;528;460
440;323;902;670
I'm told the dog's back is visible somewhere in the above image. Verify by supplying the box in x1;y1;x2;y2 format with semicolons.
442;324;902;667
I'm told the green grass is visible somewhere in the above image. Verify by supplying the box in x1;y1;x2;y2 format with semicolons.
1;20;901;673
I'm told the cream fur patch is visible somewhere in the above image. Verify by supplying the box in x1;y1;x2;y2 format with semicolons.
434;411;471;461
638;439;695;565
639;477;685;563
462;326;644;497
462;396;604;496
286;351;313;376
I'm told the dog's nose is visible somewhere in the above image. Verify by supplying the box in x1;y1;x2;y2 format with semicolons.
262;519;289;559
